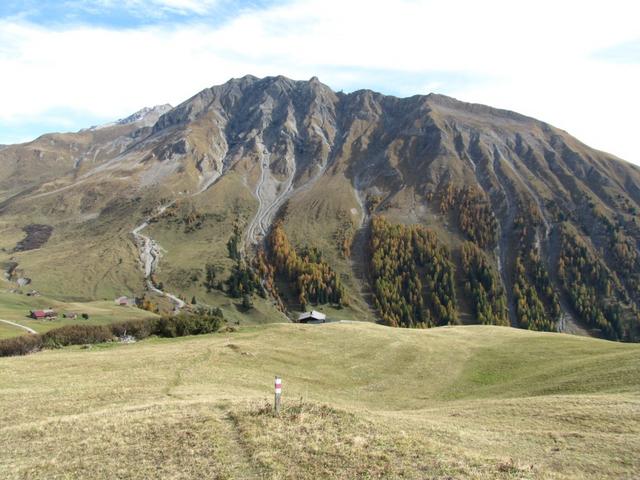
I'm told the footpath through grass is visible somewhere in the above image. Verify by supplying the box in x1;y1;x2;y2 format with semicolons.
0;323;639;479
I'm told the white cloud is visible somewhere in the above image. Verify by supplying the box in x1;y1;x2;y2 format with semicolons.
65;0;220;17
0;0;639;163
151;0;217;14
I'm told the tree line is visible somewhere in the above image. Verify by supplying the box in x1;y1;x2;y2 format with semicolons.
508;199;561;331
558;226;626;339
438;183;498;249
369;216;456;327
460;241;509;326
266;220;345;310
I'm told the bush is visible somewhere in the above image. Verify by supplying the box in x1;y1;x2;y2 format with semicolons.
42;324;113;348
0;334;43;357
0;308;225;357
156;309;224;338
110;318;158;340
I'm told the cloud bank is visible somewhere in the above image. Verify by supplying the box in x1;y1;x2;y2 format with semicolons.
0;0;639;163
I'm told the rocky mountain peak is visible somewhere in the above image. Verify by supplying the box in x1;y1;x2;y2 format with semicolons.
117;104;173;126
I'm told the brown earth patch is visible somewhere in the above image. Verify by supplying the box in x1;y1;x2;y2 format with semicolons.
14;224;53;252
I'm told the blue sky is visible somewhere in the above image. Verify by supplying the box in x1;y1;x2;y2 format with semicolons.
0;0;639;164
0;1;280;28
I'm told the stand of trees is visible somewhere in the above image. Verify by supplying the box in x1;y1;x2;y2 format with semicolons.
334;208;356;258
225;221;265;299
267;221;345;310
558;226;625;339
369;216;456;328
460;242;508;325
510;199;561;331
608;228;640;301
254;249;286;312
439;184;498;249
514;254;558;331
226;260;264;299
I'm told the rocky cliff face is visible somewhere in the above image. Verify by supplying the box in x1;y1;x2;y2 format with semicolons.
2;75;639;340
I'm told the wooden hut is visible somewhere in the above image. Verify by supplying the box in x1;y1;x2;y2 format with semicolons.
297;310;328;324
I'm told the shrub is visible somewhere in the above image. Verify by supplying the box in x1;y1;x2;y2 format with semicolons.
42;324;113;348
156;309;224;338
110;318;157;340
1;308;225;357
0;334;43;357
241;294;254;310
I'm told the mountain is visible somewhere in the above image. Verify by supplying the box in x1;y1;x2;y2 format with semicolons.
1;75;639;340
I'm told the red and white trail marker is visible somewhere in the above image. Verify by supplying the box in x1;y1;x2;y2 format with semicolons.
274;376;282;413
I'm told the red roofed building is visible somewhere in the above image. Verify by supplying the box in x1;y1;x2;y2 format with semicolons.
29;309;56;319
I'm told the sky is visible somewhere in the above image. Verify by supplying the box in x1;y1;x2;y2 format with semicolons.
0;0;639;163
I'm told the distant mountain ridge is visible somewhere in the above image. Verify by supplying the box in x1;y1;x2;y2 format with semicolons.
1;75;639;341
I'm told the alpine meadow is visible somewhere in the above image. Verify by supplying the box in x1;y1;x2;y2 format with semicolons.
2;3;640;477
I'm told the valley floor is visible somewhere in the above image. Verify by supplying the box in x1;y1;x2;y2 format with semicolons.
0;323;638;479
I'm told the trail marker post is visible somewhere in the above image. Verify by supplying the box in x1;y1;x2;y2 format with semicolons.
274;376;282;414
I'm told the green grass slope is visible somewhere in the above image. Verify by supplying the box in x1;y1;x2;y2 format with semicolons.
1;323;638;479
0;290;158;338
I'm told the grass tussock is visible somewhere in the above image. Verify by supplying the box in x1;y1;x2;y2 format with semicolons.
228;399;537;479
0;403;238;480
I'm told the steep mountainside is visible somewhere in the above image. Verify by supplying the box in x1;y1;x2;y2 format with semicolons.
2;75;639;340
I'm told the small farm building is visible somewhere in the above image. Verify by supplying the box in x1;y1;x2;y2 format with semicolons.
30;309;56;319
297;310;328;324
115;296;134;306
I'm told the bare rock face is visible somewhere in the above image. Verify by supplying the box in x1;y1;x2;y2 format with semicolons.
116;104;173;128
2;75;640;340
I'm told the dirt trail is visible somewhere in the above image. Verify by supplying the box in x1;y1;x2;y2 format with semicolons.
216;409;265;479
0;318;37;334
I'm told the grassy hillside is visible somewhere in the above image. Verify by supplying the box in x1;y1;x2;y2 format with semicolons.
1;323;638;479
0;289;158;338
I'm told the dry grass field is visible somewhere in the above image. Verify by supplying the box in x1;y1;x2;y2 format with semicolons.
1;322;639;479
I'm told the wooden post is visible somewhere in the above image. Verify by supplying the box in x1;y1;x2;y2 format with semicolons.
274;376;282;414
